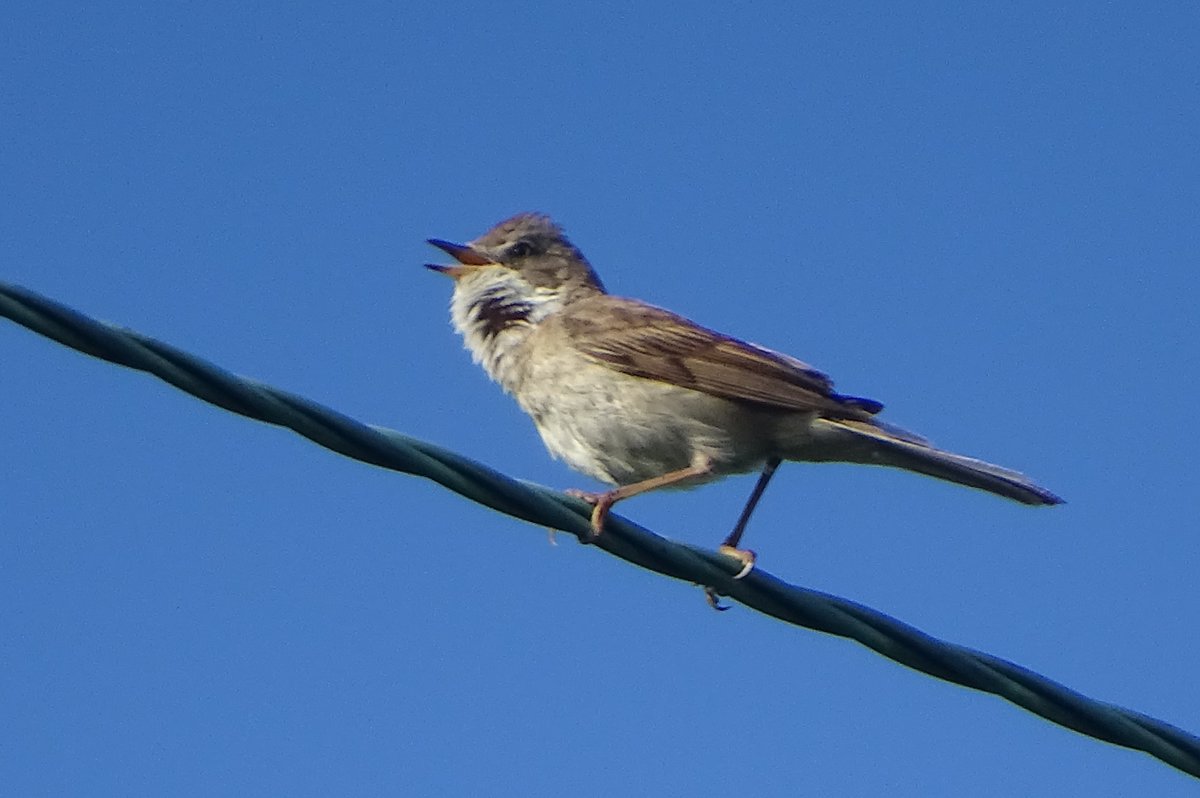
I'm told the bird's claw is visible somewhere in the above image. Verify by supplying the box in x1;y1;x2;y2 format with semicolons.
704;587;731;611
719;545;756;580
702;547;758;610
565;488;612;542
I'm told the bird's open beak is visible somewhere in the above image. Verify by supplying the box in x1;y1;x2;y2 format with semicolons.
425;239;495;278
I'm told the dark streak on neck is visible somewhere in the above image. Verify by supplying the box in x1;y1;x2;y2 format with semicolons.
474;296;532;340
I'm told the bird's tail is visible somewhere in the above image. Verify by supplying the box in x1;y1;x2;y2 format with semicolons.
809;418;1063;506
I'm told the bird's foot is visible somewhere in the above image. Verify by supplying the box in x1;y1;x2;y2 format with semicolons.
719;545;756;580
564;488;616;542
702;547;758;610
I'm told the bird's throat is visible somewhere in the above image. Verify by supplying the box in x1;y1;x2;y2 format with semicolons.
450;274;562;395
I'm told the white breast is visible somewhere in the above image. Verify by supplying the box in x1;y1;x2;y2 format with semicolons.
515;338;775;486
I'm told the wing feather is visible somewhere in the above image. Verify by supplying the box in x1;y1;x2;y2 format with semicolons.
558;296;881;418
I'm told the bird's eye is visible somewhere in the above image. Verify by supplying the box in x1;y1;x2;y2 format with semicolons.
508;240;534;259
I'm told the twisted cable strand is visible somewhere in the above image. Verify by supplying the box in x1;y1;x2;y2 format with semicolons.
2;279;1197;780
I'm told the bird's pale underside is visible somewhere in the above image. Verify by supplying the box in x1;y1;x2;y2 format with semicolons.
426;213;1061;598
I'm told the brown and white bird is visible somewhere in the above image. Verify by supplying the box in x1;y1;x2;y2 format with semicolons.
427;213;1061;575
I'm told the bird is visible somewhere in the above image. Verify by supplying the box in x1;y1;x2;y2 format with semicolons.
426;212;1061;579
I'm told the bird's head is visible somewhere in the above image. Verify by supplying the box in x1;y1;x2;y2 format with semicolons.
426;213;605;387
426;213;605;305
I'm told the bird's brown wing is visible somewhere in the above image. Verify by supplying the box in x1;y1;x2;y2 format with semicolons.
558;295;882;418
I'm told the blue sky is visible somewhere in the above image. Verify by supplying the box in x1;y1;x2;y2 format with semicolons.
2;2;1198;795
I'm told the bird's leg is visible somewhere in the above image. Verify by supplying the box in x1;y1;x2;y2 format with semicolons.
704;458;781;610
567;456;714;541
721;457;781;577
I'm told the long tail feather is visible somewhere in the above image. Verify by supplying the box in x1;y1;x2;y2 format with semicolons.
811;418;1063;506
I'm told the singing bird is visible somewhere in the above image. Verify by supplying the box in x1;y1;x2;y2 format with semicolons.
427;213;1061;577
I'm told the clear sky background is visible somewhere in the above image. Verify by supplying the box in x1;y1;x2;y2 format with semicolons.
2;2;1197;795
